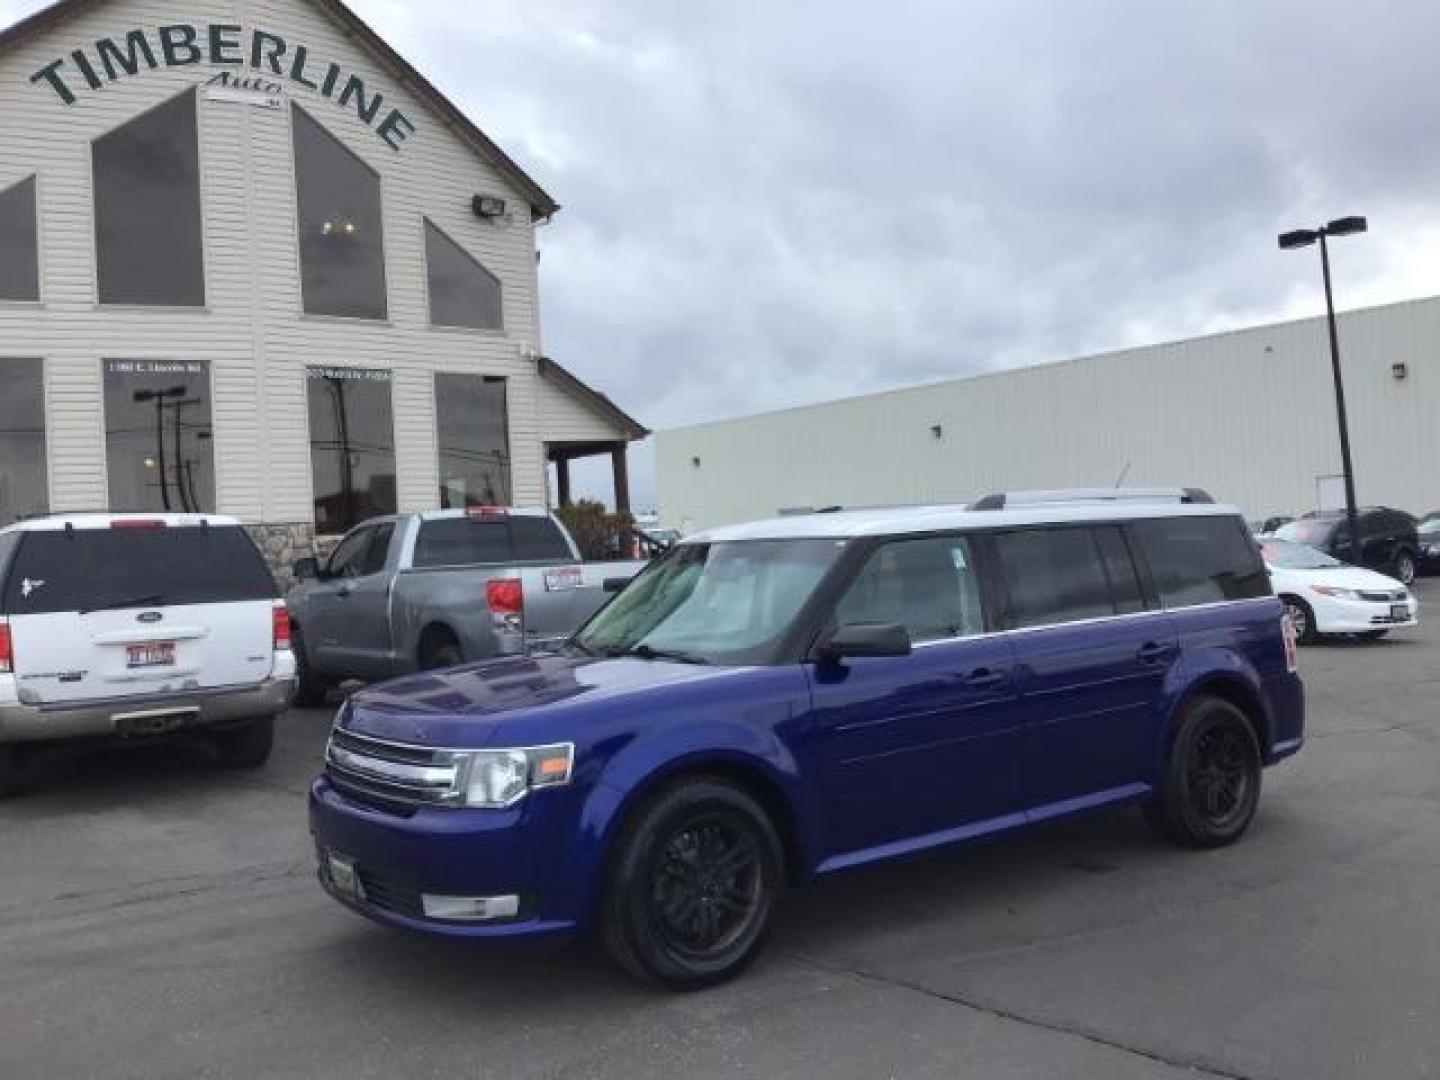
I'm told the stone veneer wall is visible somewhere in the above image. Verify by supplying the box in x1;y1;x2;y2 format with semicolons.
246;522;338;592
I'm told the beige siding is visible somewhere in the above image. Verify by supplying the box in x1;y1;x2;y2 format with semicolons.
0;0;606;529
658;296;1440;530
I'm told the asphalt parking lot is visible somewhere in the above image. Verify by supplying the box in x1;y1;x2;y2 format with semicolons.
2;583;1437;1080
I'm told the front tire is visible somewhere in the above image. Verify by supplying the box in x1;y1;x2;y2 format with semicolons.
1145;697;1262;849
1392;550;1417;587
1281;595;1318;645
215;716;275;769
0;745;22;798
602;780;783;989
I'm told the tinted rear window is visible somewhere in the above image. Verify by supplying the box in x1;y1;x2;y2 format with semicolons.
412;516;571;568
1276;519;1337;547
1132;516;1270;609
2;526;276;614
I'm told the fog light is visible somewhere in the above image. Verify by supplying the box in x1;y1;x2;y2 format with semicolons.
421;893;520;921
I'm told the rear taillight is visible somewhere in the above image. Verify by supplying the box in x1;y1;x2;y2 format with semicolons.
0;621;11;674
1281;613;1298;673
486;579;524;615
273;604;291;652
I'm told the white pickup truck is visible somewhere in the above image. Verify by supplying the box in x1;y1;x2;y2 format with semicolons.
284;507;650;703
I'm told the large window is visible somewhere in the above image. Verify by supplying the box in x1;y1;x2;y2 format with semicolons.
436;374;511;508
425;220;502;329
836;536;985;643
1132;516;1270;608
0;177;39;302
307;366;396;535
0;359;47;525
993;527;1134;629
92;89;204;306
293;106;387;319
103;360;214;513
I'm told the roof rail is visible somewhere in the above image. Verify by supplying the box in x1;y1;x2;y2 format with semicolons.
969;487;1214;511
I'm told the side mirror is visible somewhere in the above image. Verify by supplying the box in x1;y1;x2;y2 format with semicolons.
603;576;633;594
816;622;912;663
293;556;320;581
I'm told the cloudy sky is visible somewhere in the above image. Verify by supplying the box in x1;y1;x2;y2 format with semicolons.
5;0;1439;509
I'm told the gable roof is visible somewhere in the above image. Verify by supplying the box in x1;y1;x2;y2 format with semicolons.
0;0;560;219
538;356;650;442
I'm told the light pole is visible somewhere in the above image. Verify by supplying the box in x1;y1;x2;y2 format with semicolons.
1278;215;1367;560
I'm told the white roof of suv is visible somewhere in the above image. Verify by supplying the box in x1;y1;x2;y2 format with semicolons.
0;513;243;536
688;494;1240;543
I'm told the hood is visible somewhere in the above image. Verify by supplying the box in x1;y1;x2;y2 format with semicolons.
1271;563;1408;593
338;652;733;746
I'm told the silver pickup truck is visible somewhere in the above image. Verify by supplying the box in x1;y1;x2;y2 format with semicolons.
284;508;648;704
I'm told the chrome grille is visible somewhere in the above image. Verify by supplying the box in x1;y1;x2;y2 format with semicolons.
326;728;463;807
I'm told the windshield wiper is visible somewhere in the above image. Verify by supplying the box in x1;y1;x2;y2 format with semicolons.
80;593;167;615
606;643;712;666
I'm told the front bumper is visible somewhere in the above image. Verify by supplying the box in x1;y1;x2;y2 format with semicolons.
308;775;580;940
1309;594;1419;634
0;676;295;744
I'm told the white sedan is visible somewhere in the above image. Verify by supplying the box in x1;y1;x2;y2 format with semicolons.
1261;538;1419;643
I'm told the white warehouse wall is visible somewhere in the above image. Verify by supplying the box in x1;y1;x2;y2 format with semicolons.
657;296;1440;531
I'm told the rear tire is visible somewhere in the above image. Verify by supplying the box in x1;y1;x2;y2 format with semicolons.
1145;697;1262;849
291;625;331;707
1281;595;1318;645
215;716;275;769
420;637;463;671
601;780;783;989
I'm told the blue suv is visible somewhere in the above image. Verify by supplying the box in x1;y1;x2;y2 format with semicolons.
310;489;1304;988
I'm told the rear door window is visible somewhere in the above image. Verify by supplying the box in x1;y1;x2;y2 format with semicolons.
2;525;276;614
835;535;985;643
992;527;1120;629
1131;516;1270;608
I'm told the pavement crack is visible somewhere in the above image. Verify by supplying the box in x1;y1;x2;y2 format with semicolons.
793;952;1259;1080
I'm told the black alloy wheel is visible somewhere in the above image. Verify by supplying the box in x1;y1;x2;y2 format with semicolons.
603;780;782;988
1145;697;1262;849
1282;596;1317;645
1393;551;1417;587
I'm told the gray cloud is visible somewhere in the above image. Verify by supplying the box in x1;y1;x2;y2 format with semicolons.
6;0;1440;509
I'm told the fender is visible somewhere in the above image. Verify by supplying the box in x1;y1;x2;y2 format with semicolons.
1154;645;1273;772
552;718;815;925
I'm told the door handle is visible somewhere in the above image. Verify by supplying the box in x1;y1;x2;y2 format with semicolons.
961;667;1010;690
1136;641;1174;665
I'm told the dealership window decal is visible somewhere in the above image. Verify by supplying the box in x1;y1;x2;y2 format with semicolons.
436;374;512;508
92;89;205;307
307;366;397;535
424;220;503;331
103;360;214;514
0;177;40;302
30;25;416;151
293;105;388;320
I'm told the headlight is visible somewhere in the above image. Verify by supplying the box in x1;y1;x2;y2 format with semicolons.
458;744;574;808
1313;585;1362;600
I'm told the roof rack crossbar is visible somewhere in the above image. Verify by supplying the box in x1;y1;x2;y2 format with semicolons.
970;487;1214;511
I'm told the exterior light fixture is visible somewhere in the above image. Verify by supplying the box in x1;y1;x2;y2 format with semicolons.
473;195;507;219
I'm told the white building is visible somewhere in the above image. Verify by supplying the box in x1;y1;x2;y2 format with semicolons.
0;0;646;575
657;296;1440;531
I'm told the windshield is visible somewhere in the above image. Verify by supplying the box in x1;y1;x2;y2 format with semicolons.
574;538;844;665
1260;539;1342;570
1418;518;1440;536
1275;518;1338;547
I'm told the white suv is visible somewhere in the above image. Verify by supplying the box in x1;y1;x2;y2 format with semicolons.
0;514;295;794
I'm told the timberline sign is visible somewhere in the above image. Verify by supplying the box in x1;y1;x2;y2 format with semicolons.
29;23;417;150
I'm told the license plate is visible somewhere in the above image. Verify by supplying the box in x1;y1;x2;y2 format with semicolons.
1390;604;1409;621
544;566;583;592
126;642;175;668
325;851;363;900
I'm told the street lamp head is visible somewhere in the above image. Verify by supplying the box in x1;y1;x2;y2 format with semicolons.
1325;215;1367;237
1278;228;1319;250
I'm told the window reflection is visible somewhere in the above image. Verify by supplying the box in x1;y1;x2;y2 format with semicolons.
293;106;387;320
307;366;396;534
425;220;501;330
0;176;39;302
0;359;47;525
103;360;214;513
436;374;510;508
93;89;204;306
